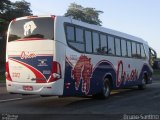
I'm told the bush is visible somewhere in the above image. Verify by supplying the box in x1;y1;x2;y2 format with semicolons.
0;72;5;83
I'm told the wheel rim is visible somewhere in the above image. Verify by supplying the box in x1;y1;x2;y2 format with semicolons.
142;78;146;84
142;78;146;87
103;81;110;97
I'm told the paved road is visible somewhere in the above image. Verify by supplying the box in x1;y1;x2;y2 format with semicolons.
0;80;160;120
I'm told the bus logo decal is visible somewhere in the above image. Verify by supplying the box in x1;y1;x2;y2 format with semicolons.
72;55;93;94
21;51;37;59
38;59;48;66
116;60;138;87
24;21;37;36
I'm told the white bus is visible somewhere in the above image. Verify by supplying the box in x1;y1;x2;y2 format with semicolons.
6;15;153;98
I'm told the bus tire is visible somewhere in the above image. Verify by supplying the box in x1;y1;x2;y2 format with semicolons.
93;78;111;99
138;74;147;90
102;78;111;98
40;95;52;97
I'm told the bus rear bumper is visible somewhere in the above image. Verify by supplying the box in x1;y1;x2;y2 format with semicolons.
6;80;64;96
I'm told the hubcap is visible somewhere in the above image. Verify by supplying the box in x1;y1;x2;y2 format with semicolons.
103;82;110;97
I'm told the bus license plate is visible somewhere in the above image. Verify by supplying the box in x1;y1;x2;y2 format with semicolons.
23;86;33;91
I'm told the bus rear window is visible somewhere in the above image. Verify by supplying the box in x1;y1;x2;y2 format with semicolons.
8;17;54;42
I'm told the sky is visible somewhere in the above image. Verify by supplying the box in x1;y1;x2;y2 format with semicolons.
11;0;160;57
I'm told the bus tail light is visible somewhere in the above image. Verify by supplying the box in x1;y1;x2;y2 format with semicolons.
5;62;12;81
48;61;61;82
12;19;16;23
51;15;56;20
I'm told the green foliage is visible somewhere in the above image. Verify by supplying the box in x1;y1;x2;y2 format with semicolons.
64;3;103;26
0;0;11;15
2;0;32;22
0;18;6;23
0;72;5;83
0;0;32;36
65;3;85;21
0;0;32;68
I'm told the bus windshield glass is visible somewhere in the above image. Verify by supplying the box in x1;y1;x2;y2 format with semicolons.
8;17;54;42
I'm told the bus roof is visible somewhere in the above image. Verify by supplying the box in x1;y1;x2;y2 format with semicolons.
13;15;148;45
58;16;148;45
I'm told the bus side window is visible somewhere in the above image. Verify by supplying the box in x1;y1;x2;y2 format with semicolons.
75;27;84;42
93;32;100;54
66;25;85;52
68;42;85;52
127;41;132;57
141;45;146;58
121;39;127;57
100;34;108;54
132;42;137;58
108;36;115;55
115;37;121;56
66;26;75;41
137;43;141;58
85;30;92;53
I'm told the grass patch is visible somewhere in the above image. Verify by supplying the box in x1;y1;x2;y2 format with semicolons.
0;72;6;83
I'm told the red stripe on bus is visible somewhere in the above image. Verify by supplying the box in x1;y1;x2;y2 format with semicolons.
9;58;47;83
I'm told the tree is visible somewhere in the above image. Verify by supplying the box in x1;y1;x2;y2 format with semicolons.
65;3;85;21
64;3;103;26
0;0;32;65
3;0;32;21
0;0;11;16
0;0;32;34
83;8;103;26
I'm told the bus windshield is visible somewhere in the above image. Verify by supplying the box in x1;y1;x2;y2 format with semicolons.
8;17;54;42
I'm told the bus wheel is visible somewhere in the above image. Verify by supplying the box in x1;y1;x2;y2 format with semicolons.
102;78;111;98
138;75;147;90
40;95;52;97
93;78;111;99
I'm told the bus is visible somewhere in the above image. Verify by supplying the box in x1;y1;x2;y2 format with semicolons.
6;15;153;98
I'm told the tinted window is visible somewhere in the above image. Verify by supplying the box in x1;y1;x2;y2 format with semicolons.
68;42;84;52
137;43;141;58
127;41;132;57
93;32;100;53
66;25;85;52
115;38;121;56
108;36;115;55
66;26;75;41
100;34;107;54
76;28;83;42
9;17;54;42
121;39;127;57
141;45;146;58
85;30;92;53
132;42;137;57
